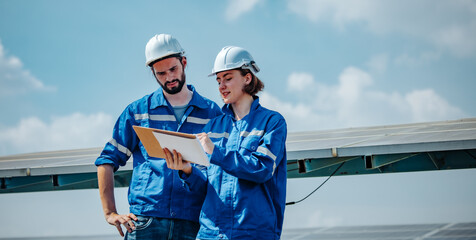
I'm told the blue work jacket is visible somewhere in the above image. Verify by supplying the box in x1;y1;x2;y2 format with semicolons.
95;85;222;222
184;97;287;239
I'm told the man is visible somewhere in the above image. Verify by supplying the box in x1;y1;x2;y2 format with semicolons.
95;34;221;240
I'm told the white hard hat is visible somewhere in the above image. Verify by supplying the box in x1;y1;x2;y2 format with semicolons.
145;34;185;67
208;46;260;77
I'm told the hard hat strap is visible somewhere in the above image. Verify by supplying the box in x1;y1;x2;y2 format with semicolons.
241;61;260;74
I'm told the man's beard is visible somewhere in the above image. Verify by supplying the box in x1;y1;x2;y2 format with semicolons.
159;72;186;94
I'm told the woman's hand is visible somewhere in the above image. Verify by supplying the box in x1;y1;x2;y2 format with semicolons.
164;148;192;175
196;133;214;155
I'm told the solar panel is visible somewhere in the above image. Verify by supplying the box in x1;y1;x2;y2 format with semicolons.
431;229;476;237
281;222;476;240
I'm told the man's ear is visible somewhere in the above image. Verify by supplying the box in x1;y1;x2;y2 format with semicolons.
181;56;187;69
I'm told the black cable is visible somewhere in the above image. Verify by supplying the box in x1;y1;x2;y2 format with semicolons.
286;161;345;206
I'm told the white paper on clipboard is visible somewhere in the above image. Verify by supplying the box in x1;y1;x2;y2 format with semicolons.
133;126;210;166
152;130;209;166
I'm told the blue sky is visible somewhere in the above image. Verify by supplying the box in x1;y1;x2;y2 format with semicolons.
1;0;475;238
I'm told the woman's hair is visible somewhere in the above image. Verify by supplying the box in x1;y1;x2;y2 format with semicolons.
239;68;264;96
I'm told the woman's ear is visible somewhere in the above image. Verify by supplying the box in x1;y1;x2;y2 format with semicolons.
244;72;252;85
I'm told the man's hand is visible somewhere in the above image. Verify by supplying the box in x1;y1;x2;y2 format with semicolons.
98;165;137;237
105;212;138;237
164;148;192;175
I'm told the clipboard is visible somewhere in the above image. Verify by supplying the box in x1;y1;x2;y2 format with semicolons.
132;125;210;166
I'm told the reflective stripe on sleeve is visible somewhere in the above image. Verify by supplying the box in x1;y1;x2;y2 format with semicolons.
109;138;132;157
256;146;277;161
257;146;278;175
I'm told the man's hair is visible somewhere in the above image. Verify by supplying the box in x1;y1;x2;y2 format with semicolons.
239;68;264;96
148;54;185;68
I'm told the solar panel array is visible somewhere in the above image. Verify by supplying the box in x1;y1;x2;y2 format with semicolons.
1;118;475;192
281;222;476;240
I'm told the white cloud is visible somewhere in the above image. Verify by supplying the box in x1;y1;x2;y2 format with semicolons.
405;89;464;122
225;0;261;21
261;68;466;132
0;40;56;97
336;67;372;102
287;0;377;28
286;72;316;92
287;0;476;57
0;112;114;156
260;91;324;132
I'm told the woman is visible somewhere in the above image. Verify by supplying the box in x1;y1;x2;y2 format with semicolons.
165;46;287;239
